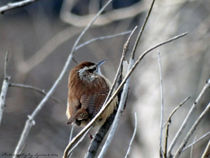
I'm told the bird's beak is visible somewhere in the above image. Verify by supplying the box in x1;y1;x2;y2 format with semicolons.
96;60;106;74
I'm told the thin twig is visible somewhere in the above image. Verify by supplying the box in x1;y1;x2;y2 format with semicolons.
130;0;156;59
0;52;10;125
168;78;210;156
0;0;37;14
75;30;132;51
164;96;190;157
201;140;210;158
62;32;187;157
174;102;210;157
190;135;196;158
183;131;210;151
13;0;113;157
158;52;164;158
9;83;61;104
124;113;138;158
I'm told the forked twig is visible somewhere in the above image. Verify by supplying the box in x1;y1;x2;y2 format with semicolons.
164;96;190;157
168;78;210;156
174;102;210;157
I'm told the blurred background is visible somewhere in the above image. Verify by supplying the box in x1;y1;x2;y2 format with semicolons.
0;0;209;158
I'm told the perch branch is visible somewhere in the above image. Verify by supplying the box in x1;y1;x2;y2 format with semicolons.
13;0;113;157
168;78;210;156
84;26;137;158
63;32;187;158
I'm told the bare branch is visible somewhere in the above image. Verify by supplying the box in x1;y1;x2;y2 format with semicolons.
183;131;210;151
13;0;113;157
201;140;210;158
75;30;132;51
164;96;190;157
0;0;38;14
174;102;210;157
9;83;62;104
168;78;210;156
0;52;10;125
62;32;187;157
158;52;164;158
124;113;138;158
130;0;156;59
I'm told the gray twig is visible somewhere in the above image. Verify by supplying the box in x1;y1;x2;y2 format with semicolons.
0;0;37;14
63;32;187;157
0;52;10;125
164;96;190;157
124;113;138;158
13;0;113;157
158;52;164;158
9;83;61;104
183;131;210;152
75;30;132;51
174;102;210;157
168;78;210;156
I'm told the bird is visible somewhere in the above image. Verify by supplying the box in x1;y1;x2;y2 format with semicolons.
66;60;117;127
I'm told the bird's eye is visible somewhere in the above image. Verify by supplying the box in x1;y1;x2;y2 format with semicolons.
87;66;96;73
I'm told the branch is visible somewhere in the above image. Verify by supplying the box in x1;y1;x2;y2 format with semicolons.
168;78;210;156
164;96;190;157
124;113;138;158
201;140;210;158
0;0;38;14
174;102;210;157
183;131;210;151
158;52;164;158
75;30;132;51
13;0;113;157
0;52;10;125
9;83;62;104
62;32;187;158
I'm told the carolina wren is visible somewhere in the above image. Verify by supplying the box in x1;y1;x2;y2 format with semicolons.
66;60;117;127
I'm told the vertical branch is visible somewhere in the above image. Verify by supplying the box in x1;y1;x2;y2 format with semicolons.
158;52;164;158
168;78;210;156
0;52;10;125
